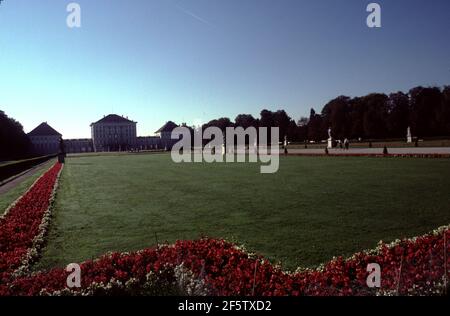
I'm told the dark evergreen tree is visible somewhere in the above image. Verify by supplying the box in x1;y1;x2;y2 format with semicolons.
0;110;32;160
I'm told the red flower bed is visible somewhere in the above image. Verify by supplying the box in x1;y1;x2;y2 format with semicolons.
1;227;448;296
0;161;447;296
0;163;63;282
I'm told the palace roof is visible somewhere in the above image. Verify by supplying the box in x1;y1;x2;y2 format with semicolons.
156;121;179;133
28;122;62;137
92;114;136;125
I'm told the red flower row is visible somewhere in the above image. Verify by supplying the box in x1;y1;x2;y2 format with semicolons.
0;161;447;295
0;163;63;283
1;227;448;296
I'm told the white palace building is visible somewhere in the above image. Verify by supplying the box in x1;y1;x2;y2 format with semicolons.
28;114;179;155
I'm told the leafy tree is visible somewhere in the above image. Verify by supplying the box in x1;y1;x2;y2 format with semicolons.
348;97;365;139
321;96;351;139
200;84;449;143
441;86;450;135
234;114;257;129
259;110;275;129
307;108;325;141
296;117;309;142
386;92;410;138
0;110;31;160
203;117;233;132
297;117;309;127
273;110;292;141
409;87;442;137
362;93;389;139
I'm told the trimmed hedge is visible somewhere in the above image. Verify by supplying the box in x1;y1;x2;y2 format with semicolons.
0;155;57;183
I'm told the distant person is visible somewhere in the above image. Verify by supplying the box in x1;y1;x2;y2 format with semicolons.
344;138;349;150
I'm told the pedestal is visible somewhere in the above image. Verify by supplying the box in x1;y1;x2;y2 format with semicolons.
58;153;65;164
327;138;333;149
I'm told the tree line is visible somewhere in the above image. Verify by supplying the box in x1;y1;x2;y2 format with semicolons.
0;110;31;160
200;85;450;142
1;84;449;160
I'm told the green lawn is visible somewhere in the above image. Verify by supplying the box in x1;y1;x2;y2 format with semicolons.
36;154;450;270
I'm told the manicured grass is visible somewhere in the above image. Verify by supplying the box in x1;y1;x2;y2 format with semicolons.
36;154;450;270
0;160;55;213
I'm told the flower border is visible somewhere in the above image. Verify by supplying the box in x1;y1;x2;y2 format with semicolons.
0;162;448;296
0;163;54;220
1;224;448;296
0;163;63;282
12;164;64;277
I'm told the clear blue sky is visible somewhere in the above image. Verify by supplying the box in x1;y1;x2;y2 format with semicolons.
1;0;449;138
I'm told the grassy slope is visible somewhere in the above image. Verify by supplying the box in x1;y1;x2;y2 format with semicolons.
37;154;450;270
0;160;55;213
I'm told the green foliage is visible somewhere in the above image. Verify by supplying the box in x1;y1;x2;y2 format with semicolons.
0;110;31;160
201;85;450;142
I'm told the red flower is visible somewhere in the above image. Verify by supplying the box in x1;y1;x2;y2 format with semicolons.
0;162;448;296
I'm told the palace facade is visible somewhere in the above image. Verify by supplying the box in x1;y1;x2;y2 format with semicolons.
28;122;62;155
91;114;137;152
27;115;179;155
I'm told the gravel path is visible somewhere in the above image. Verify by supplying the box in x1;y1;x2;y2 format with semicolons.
0;161;54;195
287;147;450;155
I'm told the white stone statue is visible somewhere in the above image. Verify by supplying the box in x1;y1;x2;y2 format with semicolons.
327;127;333;149
222;136;226;156
407;126;412;143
